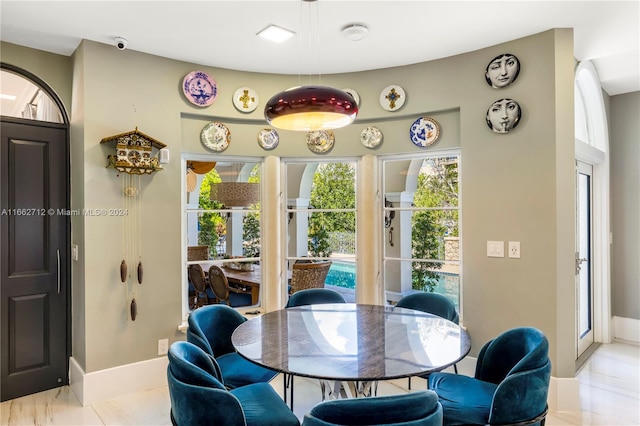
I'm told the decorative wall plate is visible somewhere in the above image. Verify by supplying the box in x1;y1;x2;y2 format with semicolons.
233;87;259;112
306;130;335;153
342;88;361;106
360;126;383;148
409;117;441;147
379;84;406;111
486;98;521;134
182;71;217;107
200;122;230;151
257;128;279;150
485;53;520;88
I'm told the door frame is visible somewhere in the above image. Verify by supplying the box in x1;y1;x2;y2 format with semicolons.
576;161;594;357
0;63;71;399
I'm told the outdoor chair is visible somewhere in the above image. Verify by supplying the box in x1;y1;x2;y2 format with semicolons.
187;264;215;308
208;265;252;307
289;261;332;294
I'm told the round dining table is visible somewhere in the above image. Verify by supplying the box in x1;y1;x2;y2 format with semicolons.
231;303;471;403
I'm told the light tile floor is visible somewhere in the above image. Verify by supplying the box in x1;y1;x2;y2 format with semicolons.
1;341;638;425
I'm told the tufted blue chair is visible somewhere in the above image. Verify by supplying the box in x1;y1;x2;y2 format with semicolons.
187;304;278;389
429;327;551;426
301;390;443;426
396;292;460;389
167;341;300;426
286;288;346;308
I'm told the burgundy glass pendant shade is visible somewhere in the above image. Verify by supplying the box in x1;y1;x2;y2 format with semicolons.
264;85;358;131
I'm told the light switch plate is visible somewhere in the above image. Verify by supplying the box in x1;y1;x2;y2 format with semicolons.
487;241;504;257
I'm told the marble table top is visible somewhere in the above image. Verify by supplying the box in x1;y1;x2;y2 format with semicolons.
231;303;471;381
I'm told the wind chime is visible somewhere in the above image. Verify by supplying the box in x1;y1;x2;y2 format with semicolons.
100;128;167;321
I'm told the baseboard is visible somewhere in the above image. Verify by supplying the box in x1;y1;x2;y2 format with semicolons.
69;356;168;406
613;316;640;344
548;376;581;411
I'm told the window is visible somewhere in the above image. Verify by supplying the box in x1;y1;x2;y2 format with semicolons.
285;160;357;302
184;158;262;312
382;153;461;310
0;68;64;123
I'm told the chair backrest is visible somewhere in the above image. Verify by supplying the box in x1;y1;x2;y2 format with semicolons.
188;264;208;294
475;327;551;425
290;261;332;294
208;265;230;304
302;390;442;426
187;245;209;261
187;304;246;358
167;341;246;426
286;288;346;308
396;292;459;324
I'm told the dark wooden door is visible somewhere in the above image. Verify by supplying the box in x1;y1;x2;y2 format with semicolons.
1;118;69;401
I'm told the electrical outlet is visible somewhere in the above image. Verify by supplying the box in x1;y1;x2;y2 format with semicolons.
158;338;169;355
508;241;521;258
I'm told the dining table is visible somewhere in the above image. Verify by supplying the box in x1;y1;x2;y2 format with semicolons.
231;303;471;406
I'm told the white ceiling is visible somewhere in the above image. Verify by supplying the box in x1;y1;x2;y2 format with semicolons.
1;1;639;96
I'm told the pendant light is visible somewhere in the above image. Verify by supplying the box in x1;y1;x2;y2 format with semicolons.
264;0;358;131
265;85;358;131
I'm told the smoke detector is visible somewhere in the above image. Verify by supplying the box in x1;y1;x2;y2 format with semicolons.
341;24;368;41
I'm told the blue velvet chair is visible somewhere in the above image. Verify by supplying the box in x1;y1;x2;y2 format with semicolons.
301;390;443;426
187;304;278;389
396;292;460;389
429;327;551;426
285;288;347;404
286;288;346;308
167;341;300;426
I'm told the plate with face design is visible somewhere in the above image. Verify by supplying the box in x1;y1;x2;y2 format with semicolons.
306;130;335;153
360;126;383;148
409;117;441;147
201;122;230;151
257;128;279;150
379;84;406;111
182;70;218;107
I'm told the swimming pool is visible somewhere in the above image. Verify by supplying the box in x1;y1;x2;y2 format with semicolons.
326;260;460;308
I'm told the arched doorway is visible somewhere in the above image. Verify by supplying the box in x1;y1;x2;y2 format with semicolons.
0;63;70;401
574;60;611;363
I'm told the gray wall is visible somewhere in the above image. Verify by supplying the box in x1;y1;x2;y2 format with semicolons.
610;92;640;320
0;29;586;378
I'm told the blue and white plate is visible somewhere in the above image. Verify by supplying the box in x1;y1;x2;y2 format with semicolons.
183;71;217;107
257;128;279;150
409;117;440;147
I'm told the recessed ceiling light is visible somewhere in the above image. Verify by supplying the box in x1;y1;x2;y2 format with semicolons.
257;25;295;43
0;94;16;101
342;24;368;41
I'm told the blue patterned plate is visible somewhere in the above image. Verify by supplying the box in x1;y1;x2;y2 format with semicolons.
257;128;279;150
183;70;217;107
409;117;440;147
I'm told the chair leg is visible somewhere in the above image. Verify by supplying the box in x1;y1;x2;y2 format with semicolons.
407;376;412;390
454;363;458;374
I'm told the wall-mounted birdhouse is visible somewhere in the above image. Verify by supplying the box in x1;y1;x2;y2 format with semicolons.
100;128;167;175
